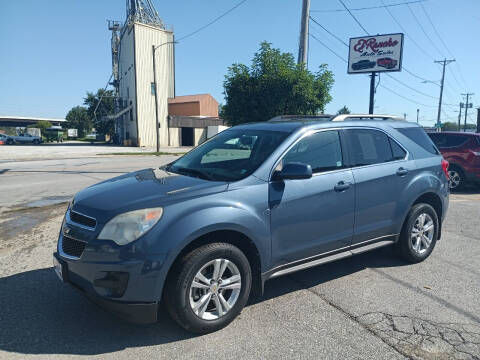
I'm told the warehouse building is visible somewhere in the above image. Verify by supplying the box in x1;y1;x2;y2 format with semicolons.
108;1;225;148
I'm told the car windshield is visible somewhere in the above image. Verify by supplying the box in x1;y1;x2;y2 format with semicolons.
165;129;289;182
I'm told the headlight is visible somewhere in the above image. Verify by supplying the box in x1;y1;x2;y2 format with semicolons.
97;207;163;245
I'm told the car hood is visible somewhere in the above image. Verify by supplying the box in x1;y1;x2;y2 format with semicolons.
72;168;228;222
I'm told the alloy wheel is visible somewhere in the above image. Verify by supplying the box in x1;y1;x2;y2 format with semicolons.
411;213;435;255
189;258;242;320
448;170;461;190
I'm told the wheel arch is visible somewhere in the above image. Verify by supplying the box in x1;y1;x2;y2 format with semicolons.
404;192;444;240
163;229;264;300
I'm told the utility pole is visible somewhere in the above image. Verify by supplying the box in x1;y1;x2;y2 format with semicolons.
477;108;480;133
477;107;480;133
369;72;376;114
461;93;474;132
416;109;419;123
434;59;455;130
458;102;463;130
298;0;310;65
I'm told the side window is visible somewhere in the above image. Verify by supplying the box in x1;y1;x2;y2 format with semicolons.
445;135;469;148
389;138;407;160
345;129;392;166
397;127;439;154
282;130;343;173
428;133;447;147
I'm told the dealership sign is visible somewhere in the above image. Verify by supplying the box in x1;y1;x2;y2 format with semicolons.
348;33;404;74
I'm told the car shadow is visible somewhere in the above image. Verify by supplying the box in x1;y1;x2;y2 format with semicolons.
0;247;404;356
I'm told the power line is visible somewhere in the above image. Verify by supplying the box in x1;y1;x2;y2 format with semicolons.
310;16;348;47
379;0;435;61
384;73;438;99
311;0;426;13
176;0;248;42
309;33;347;63
379;83;437;107
337;0;369;34
419;2;470;90
405;3;446;58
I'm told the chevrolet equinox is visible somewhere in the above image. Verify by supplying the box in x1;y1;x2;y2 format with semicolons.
54;116;449;333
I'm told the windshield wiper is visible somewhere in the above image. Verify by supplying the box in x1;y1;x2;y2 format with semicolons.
175;167;216;181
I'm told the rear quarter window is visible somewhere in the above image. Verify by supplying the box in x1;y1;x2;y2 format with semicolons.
397;127;439;155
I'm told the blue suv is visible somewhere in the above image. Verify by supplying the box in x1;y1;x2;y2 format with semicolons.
54;115;449;333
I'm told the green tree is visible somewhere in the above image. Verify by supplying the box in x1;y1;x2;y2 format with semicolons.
337;106;351;115
84;89;115;136
221;42;334;125
441;122;460;131
28;120;52;136
65;106;91;137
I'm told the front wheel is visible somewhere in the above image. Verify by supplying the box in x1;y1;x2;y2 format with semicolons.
164;242;252;334
396;203;439;263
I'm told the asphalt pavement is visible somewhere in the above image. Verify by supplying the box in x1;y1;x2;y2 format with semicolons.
0;148;479;359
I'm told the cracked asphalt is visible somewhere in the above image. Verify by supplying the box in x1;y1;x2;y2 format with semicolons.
0;153;479;359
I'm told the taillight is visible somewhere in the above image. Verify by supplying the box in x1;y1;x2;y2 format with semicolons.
441;159;449;180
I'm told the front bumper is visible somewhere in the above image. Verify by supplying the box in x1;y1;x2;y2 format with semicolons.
53;252;158;324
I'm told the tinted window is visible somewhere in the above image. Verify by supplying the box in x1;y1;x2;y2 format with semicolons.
282;130;343;173
428;133;446;147
398;127;439;154
345;129;392;166
168;129;288;181
389;138;407;160
445;135;469;147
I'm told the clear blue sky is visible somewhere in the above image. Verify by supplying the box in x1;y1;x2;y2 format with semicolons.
1;0;478;126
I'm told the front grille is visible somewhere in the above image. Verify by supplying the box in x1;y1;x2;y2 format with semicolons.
70;210;96;228
62;235;87;258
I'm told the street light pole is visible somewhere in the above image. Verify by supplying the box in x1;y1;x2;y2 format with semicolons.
152;41;177;153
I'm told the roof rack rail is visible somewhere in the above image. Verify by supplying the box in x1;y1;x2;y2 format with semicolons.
267;114;405;123
268;115;333;122
331;114;405;122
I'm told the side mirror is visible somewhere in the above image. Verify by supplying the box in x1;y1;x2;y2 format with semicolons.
273;162;312;181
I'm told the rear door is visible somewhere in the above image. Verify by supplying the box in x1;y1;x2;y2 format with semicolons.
343;128;414;245
269;130;355;267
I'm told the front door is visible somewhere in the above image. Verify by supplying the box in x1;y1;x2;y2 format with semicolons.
269;130;355;268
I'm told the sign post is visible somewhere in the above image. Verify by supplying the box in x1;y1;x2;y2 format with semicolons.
348;33;404;113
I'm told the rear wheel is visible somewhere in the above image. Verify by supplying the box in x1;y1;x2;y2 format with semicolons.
448;166;465;191
33;139;39;144
164;242;252;334
6;139;13;145
396;203;438;263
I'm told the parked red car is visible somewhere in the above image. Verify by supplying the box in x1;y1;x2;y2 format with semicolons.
428;131;480;190
377;57;398;69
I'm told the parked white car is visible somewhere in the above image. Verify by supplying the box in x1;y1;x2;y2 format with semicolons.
5;133;43;145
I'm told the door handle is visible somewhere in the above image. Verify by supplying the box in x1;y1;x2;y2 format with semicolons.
396;167;409;176
334;181;351;192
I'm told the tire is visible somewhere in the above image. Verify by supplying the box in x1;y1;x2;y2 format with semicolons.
6;139;13;145
164;242;252;334
396;203;439;263
33;139;39;145
448;165;465;191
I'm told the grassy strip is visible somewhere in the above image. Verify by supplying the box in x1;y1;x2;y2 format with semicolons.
99;152;185;156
